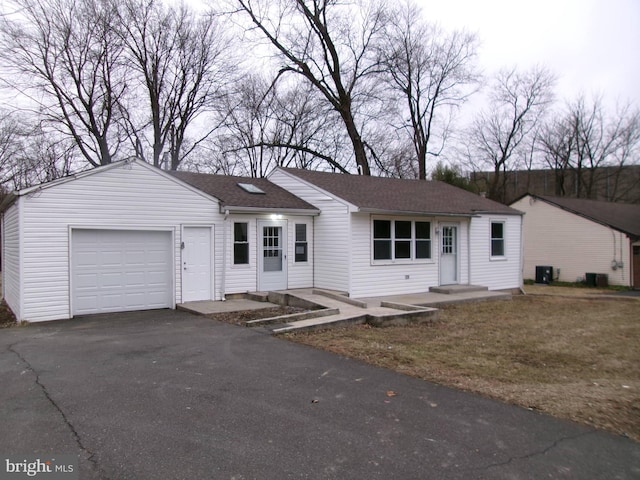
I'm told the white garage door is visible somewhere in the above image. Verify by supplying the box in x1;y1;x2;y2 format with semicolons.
71;229;173;315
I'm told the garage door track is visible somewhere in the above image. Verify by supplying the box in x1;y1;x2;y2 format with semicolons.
0;310;638;479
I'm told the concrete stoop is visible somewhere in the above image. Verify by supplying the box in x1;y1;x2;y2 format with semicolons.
248;289;439;334
429;284;488;294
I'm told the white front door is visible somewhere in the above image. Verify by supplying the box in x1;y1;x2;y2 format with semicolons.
440;224;458;285
182;226;212;302
258;220;287;291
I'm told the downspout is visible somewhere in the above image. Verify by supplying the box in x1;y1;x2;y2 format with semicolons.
519;215;526;295
221;209;229;301
467;219;471;286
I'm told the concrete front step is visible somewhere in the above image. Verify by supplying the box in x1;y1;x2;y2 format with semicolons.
429;284;489;294
268;304;439;335
417;291;512;307
245;308;340;327
269;313;369;334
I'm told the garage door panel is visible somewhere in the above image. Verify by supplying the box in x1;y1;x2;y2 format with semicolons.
72;229;173;315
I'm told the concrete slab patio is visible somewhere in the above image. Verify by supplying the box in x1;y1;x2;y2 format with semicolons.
178;286;510;333
0;309;638;479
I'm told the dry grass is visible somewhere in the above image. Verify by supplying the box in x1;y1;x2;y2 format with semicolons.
286;294;640;441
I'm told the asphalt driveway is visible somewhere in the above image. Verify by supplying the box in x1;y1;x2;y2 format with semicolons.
0;310;638;479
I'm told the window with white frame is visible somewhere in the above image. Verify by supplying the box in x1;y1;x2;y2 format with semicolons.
491;221;505;257
233;222;249;264
295;223;308;262
373;219;431;261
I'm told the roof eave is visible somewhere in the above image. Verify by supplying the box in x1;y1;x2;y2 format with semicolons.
357;207;475;217
220;205;320;216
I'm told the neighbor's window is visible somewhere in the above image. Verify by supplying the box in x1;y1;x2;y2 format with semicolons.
233;222;249;264
491;221;505;257
373;219;431;261
295;223;308;262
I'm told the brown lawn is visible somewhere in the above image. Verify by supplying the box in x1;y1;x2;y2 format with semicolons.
285;292;640;441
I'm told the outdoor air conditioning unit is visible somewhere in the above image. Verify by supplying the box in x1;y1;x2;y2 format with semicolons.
535;266;553;284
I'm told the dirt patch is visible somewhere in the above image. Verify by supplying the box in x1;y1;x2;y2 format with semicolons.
0;301;17;328
206;306;306;326
286;295;640;441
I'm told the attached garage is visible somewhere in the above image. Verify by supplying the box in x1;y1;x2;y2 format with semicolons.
71;229;173;315
1;158;319;323
1;159;223;322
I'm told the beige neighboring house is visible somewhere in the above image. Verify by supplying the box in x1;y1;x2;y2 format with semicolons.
511;194;640;288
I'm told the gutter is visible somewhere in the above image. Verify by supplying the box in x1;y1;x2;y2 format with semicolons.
219;205;320;216
357;208;476;217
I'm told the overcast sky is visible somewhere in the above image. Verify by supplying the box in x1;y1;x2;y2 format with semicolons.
419;0;640;110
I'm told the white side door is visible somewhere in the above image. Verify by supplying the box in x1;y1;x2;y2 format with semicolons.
258;220;288;291
440;224;459;285
182;226;213;302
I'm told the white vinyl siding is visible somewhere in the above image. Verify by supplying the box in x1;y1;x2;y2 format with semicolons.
225;215;257;294
469;215;522;290
17;161;222;322
288;218;313;289
224;214;315;295
2;201;22;319
512;196;632;286
269;170;349;293
350;214;440;298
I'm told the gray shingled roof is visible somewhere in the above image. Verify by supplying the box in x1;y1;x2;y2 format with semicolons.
530;195;640;238
279;168;520;216
169;171;318;212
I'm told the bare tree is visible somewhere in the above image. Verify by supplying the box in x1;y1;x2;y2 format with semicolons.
0;0;128;166
464;66;555;202
0;110;24;192
235;0;389;175
380;1;479;179
212;74;345;177
539;95;640;200
0;111;76;191
116;0;233;169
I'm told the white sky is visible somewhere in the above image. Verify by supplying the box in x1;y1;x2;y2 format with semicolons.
418;0;640;110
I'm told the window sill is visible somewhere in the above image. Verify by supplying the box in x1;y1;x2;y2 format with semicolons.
490;256;507;262
371;259;434;266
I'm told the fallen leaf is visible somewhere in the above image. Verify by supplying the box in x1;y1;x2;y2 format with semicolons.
386;391;397;397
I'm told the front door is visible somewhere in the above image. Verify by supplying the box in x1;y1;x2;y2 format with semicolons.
258;221;287;291
440;224;458;285
182;226;212;302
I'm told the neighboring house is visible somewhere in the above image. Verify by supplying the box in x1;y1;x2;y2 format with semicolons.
510;194;640;288
1;159;524;323
268;168;523;299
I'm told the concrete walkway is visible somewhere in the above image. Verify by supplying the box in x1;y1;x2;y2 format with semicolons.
179;286;510;333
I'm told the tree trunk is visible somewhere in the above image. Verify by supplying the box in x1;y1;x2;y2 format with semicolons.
339;109;370;175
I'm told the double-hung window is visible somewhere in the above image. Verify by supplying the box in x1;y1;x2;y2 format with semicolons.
491;221;505;257
373;219;431;261
295;224;308;262
233;222;249;264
